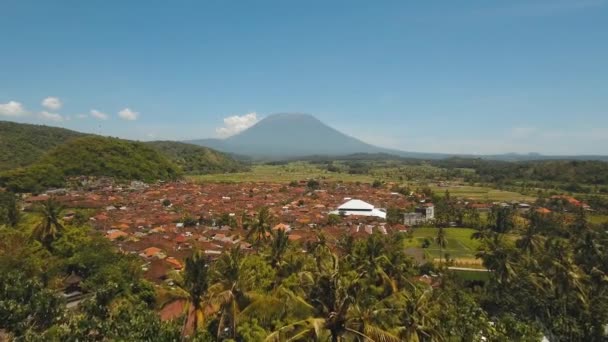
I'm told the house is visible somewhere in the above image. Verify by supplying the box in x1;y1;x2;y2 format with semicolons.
329;199;387;219
273;223;292;232
403;203;435;226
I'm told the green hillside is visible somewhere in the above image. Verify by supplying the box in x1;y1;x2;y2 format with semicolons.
1;136;181;192
0;121;84;171
146;141;249;174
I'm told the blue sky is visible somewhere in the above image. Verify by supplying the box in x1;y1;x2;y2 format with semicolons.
1;0;607;155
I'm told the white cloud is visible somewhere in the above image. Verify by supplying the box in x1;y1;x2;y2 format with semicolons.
42;97;62;110
215;112;259;138
76;114;87;119
0;101;27;116
118;108;139;121
90;109;108;120
39;111;64;122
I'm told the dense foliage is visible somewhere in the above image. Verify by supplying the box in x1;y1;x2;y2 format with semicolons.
146;141;248;174
435;158;608;187
2;199;606;341
0;136;181;192
0;121;84;172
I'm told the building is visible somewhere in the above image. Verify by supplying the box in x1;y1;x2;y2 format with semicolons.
403;204;435;226
330;199;387;219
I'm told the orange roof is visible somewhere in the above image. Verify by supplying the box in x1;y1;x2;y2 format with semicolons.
166;257;183;270
107;230;128;241
143;247;162;258
273;223;290;231
536;207;551;214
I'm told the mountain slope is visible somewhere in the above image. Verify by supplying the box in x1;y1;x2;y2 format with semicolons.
0;136;181;192
0;121;246;175
146;141;249;174
188;113;390;158
0;121;84;171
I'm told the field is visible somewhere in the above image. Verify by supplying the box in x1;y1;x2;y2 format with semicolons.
404;227;483;267
424;184;536;202
189;162;536;203
188;162;375;183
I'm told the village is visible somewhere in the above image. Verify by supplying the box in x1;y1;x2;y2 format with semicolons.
21;177;596;289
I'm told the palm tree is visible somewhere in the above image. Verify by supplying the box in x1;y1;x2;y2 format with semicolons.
266;253;400;342
394;288;443;342
476;235;517;285
434;227;447;265
246;207;273;244
265;274;398;342
516;222;544;255
207;245;254;339
268;228;290;270
171;250;210;336
32;198;64;249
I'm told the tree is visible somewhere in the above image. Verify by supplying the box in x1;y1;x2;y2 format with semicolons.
0;191;20;227
434;227;447;266
394;288;443;342
246;207;273;244
179;251;210;335
268;228;290;271
306;179;320;190
208;246;275;339
266;255;398;342
31;198;64;249
516;214;544;255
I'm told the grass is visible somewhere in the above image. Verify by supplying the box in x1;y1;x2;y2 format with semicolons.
188;162;375;183
424;184;536;202
451;269;491;282
404;227;483;266
589;215;608;225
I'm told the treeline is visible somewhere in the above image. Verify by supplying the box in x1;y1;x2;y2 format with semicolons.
434;158;608;187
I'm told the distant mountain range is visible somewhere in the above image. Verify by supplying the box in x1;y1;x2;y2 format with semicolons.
187;113;608;161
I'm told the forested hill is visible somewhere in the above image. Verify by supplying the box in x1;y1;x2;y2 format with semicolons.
0;136;181;192
0;121;246;179
146;141;248;174
0;121;84;171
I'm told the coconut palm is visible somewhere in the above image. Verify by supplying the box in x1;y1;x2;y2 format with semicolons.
168;250;210;336
476;235;517;285
32;198;64;249
266;252;400;342
246;207;273;244
268;228;290;270
434;227;447;266
516;222;544;255
394;287;443;342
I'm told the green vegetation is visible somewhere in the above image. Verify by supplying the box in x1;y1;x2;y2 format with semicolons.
0;122;248;193
2;202;608;340
0;121;84;172
0;136;181;192
188;162;375;183
404;227;481;262
146;141;249;174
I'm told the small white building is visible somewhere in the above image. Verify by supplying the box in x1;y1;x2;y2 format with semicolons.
330;199;387;219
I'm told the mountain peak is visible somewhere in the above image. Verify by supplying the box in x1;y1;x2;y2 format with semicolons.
190;113;386;158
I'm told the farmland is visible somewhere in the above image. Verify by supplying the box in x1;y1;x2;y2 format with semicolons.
404;227;484;267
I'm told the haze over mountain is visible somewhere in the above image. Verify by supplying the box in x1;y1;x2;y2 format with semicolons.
187;114;608;161
188;113;391;157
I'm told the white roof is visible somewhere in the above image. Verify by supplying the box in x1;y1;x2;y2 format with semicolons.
338;199;375;211
329;208;387;219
